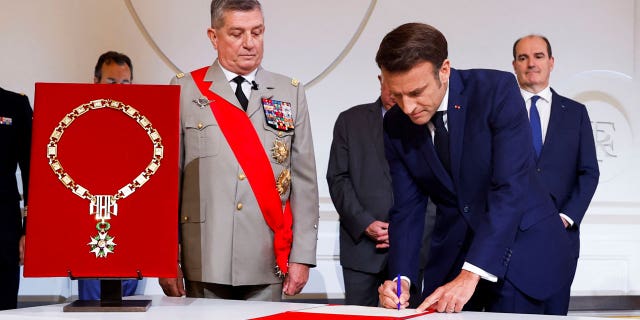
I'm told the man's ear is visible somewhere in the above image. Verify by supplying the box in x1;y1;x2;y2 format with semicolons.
439;59;451;84
207;27;218;50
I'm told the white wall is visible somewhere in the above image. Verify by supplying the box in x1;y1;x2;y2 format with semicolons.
3;0;639;299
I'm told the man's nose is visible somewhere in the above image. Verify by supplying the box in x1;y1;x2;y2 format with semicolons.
242;33;255;48
399;98;416;115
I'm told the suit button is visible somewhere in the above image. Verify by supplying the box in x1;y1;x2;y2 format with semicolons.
463;206;470;213
236;203;243;210
536;168;541;172
197;122;203;129
183;216;189;222
238;173;246;180
313;224;318;229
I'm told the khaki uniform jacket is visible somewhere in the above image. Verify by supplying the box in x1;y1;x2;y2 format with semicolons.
173;61;319;285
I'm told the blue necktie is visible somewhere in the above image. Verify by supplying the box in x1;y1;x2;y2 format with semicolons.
529;95;542;158
432;111;451;174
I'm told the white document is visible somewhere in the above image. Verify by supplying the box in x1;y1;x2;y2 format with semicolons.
297;305;428;318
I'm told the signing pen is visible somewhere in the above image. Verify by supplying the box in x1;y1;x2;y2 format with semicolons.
397;273;401;310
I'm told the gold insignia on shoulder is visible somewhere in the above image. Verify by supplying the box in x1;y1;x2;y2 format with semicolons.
271;140;289;164
276;169;291;196
291;78;299;87
176;72;185;79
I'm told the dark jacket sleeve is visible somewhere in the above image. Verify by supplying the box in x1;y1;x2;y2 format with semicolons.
560;102;599;227
18;94;33;235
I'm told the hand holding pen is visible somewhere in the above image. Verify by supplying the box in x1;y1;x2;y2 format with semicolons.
378;277;410;309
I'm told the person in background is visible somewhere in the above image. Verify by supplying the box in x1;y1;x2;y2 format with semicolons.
376;23;575;315
77;50;139;300
159;0;319;301
93;51;133;85
512;34;599;315
0;87;32;310
326;76;395;307
327;75;435;307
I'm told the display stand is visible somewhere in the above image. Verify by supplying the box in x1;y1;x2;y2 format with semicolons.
63;270;151;312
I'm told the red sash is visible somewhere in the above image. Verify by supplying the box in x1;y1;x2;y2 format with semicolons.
190;67;292;275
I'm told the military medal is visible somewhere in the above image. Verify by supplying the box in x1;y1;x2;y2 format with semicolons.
88;222;116;258
47;99;163;258
262;98;295;132
276;169;291;196
271;140;289;164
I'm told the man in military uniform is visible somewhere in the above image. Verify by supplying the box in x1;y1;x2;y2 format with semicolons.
0;87;32;310
159;0;319;301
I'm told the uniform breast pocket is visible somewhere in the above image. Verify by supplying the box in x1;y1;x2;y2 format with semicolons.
184;119;221;158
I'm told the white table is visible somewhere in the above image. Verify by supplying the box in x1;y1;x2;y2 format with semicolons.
0;295;623;320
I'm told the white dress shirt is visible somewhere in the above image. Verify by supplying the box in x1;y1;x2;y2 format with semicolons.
219;65;258;101
521;86;552;143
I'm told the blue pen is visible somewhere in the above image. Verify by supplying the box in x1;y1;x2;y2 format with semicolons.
397;274;401;310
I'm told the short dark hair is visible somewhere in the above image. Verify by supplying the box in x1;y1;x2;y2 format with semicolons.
512;35;553;59
376;23;448;76
210;0;262;29
94;51;133;82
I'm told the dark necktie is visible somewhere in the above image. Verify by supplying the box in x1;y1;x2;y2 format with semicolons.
432;111;451;174
529;95;542;158
232;76;248;111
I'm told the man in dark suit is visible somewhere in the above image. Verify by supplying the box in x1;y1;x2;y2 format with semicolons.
376;23;574;315
326;76;396;306
0;87;32;310
328;76;436;307
512;34;599;315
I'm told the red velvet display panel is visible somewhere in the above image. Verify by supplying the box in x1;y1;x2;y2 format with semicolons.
24;83;180;278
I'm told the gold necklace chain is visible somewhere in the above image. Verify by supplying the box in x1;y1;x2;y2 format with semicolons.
47;99;164;258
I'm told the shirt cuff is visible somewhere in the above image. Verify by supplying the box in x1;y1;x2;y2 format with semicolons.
393;275;411;287
462;262;498;282
559;213;574;227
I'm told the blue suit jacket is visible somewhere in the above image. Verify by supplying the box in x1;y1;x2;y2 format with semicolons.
536;89;599;270
384;69;574;301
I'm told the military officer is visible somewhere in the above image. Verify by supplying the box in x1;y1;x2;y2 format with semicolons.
159;0;319;301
